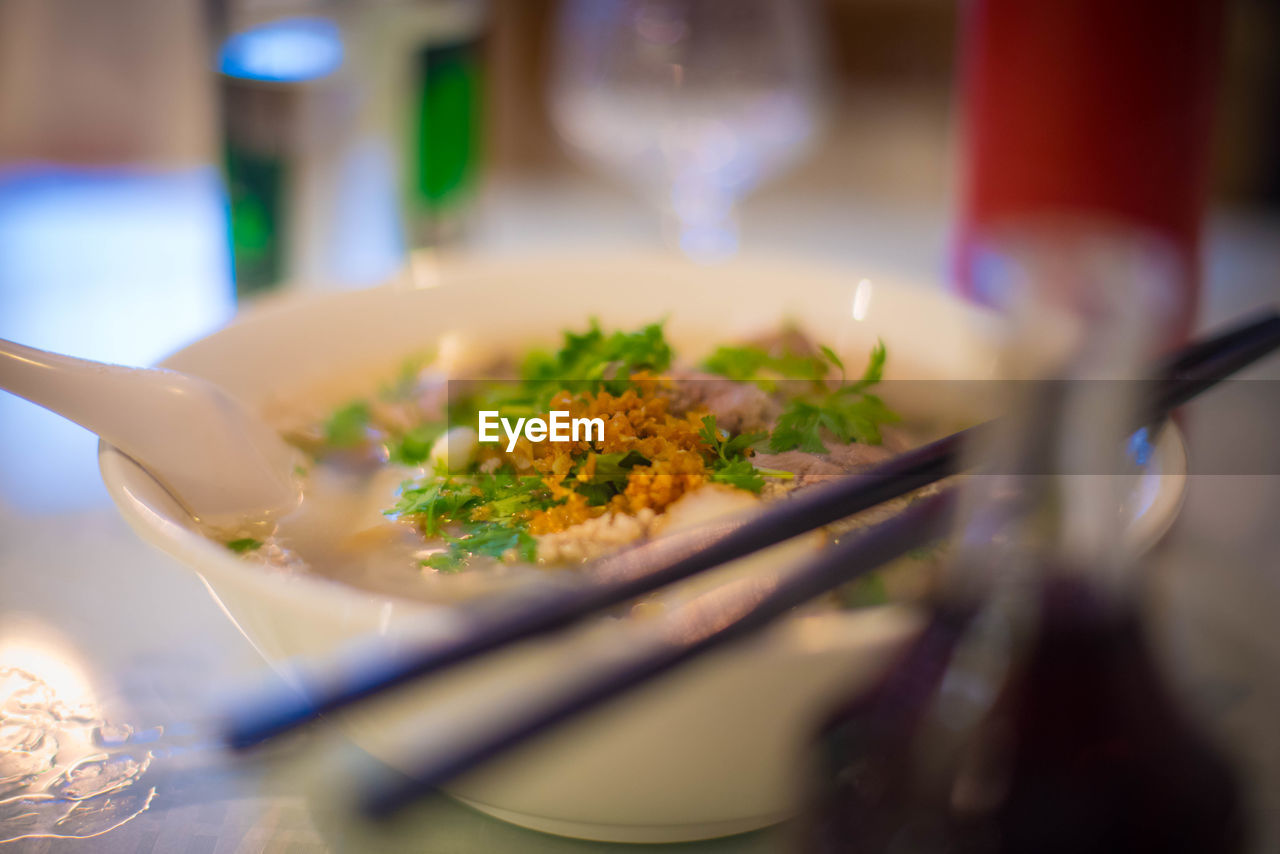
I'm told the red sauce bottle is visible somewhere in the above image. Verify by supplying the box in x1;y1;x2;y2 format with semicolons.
953;0;1225;342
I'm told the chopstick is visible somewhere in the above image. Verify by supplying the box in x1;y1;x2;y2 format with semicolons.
362;488;958;817
224;429;970;748
1158;308;1280;379
224;308;1280;751
1153;308;1280;413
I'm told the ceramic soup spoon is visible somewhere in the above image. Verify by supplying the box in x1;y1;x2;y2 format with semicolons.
0;338;301;529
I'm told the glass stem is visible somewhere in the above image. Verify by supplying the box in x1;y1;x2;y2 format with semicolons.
662;185;738;260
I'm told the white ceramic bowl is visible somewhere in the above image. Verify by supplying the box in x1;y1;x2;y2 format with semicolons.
99;253;1187;843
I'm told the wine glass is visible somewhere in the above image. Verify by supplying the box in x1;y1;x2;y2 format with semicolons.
549;0;824;259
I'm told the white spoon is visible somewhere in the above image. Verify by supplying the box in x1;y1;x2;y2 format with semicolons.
0;338;302;529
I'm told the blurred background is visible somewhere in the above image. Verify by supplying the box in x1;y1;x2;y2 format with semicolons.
2;3;1280;850
486;0;1280;203
3;0;1279;510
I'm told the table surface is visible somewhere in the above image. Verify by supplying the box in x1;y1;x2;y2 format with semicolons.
2;178;1279;853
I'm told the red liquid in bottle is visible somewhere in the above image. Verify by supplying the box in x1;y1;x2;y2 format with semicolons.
954;0;1225;342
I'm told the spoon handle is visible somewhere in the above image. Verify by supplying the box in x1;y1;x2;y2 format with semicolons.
1;338;170;440
0;338;300;525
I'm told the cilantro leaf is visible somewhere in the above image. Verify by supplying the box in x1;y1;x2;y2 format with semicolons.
574;450;650;506
521;320;673;404
378;351;433;402
596;449;652;476
450;322;675;421
709;458;766;493
390;478;479;535
423;520;538;572
822;392;898;445
323;400;371;448
847;339;886;392
226;537;263;554
838;572;890;609
768;401;828;453
819;345;845;378
767;342;898;452
386;423;445;466
486;472;553;519
700;344;829;391
391;471;552;532
698;415;766;461
390;470;555;569
698;415;769;494
700;346;772;382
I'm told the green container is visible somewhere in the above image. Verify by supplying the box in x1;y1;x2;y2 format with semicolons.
404;34;484;247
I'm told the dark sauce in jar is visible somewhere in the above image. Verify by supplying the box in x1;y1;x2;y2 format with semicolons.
801;575;1244;854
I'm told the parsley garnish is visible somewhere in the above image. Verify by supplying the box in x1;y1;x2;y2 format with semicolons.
700;344;830;391
389;471;554;570
698;415;772;493
378;352;433;402
392;471;550;533
386;423;445;466
446;321;675;426
323;400;372;448
522;320;673;402
391;478;480;536
226;537;263;554
838;572;890;608
574;450;650;506
768;341;898;452
421;520;538;572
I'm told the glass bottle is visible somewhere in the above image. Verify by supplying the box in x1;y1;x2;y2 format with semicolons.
800;227;1244;853
215;0;486;297
952;0;1225;343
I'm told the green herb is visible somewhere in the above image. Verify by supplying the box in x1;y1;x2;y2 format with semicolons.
767;342;898;452
698;415;769;493
226;537;263;554
767;392;897;452
422;520;538;572
445;322;675;425
386;423;445;466
838;573;890;608
445;383;523;434
700;344;830;390
702;340;892;451
907;543;941;561
595;449;652;477
574;450;650;506
521;320;673;403
484;473;553;519
392;471;550;531
323;400;372;448
769;399;829;454
700;346;772;382
699;415;766;462
710;457;770;492
849;339;886;391
390;470;555;569
378;351;433;402
391;477;480;535
818;345;845;378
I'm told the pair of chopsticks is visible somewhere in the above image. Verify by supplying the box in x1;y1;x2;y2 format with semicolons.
224;308;1280;815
